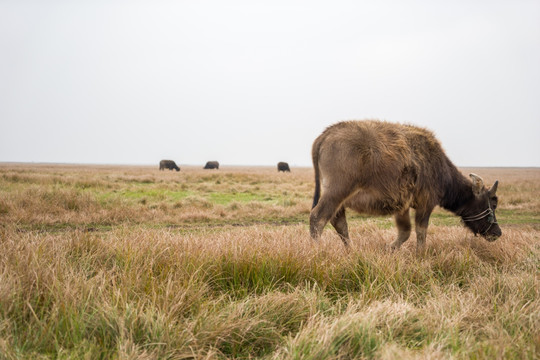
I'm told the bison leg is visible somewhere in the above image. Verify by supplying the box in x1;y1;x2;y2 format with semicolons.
310;193;347;241
330;206;350;246
414;208;433;254
390;209;411;250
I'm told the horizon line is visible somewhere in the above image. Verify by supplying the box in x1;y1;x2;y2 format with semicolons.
1;161;539;169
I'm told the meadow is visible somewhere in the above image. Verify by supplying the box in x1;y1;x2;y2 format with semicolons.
0;164;539;359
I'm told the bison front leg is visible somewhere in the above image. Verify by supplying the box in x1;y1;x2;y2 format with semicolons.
330;206;350;246
390;209;411;250
414;208;433;254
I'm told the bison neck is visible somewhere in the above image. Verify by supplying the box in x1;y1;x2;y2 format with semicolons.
439;162;474;216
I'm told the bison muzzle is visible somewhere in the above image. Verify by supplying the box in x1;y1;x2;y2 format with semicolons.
309;120;501;252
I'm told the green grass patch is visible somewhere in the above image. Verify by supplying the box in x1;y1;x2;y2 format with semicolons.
94;188;195;206
208;191;276;205
119;189;193;201
497;209;540;226
97;186;282;207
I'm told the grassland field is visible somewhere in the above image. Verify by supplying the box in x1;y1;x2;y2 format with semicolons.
0;163;539;359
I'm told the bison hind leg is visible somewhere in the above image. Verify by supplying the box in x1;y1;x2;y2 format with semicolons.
330;206;350;246
310;194;347;242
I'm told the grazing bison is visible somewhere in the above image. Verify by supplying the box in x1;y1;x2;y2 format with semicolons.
204;161;219;170
159;160;180;171
277;162;291;172
310;120;501;252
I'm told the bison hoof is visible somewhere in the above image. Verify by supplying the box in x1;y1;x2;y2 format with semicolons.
415;245;427;256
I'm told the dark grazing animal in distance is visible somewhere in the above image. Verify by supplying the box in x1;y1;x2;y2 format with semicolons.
277;162;291;172
310;120;501;252
159;160;180;171
204;161;219;170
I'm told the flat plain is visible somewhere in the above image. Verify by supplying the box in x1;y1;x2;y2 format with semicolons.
0;164;539;359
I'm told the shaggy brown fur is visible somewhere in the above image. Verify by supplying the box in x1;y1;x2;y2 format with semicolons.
310;120;501;251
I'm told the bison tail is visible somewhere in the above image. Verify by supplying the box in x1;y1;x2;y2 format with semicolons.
312;178;321;209
312;142;321;209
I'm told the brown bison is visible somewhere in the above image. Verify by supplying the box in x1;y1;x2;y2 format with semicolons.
204;161;219;170
277;162;291;172
159;160;180;171
310;120;501;252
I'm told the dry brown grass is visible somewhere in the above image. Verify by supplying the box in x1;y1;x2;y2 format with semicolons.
0;164;539;359
0;164;314;228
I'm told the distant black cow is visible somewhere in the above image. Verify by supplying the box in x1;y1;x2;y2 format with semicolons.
159;160;180;171
204;161;219;170
277;162;290;172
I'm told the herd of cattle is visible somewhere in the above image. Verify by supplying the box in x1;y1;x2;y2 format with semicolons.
159;159;290;172
158;120;502;252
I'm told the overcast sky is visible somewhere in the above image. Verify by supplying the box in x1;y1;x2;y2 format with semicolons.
1;0;539;167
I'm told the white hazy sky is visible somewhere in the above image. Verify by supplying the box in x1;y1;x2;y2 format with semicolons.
1;0;539;167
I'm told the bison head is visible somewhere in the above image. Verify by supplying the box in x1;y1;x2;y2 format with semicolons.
461;173;501;241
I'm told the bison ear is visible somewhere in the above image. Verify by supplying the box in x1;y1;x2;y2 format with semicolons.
469;173;484;196
488;180;499;196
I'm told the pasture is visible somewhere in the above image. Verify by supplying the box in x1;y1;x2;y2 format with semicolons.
0;164;539;359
